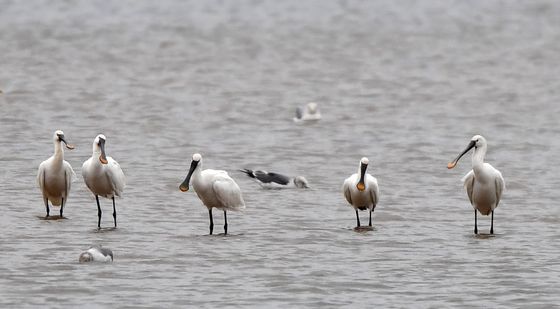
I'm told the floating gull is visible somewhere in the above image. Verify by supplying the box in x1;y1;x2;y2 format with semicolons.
82;134;126;229
79;245;114;263
342;157;379;227
37;130;76;217
448;135;505;234
239;169;309;189
294;102;321;122
180;153;245;235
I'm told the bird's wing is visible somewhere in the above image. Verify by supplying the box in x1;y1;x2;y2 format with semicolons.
98;247;114;260
368;176;379;205
255;171;290;185
82;158;91;179
295;107;303;119
63;161;75;196
495;170;505;206
107;157;126;197
239;169;256;179
37;161;46;191
461;170;475;205
212;175;245;210
342;177;353;205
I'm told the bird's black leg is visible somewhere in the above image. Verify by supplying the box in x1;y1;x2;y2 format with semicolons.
96;195;102;229
208;208;214;235
44;197;50;217
224;210;228;235
112;196;117;228
490;210;494;234
474;209;478;234
355;210;361;227
60;197;64;217
369;208;373;227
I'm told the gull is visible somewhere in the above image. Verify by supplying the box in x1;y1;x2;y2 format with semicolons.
37;130;76;217
342;157;379;227
180;153;245;235
79;245;114;263
294;102;321;122
239;169;309;189
448;135;505;234
82;134;126;229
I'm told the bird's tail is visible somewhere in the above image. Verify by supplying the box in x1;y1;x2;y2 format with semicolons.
239;169;255;178
295;106;303;119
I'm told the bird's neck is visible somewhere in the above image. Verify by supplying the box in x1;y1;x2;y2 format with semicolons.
53;141;64;163
471;145;487;173
193;164;202;178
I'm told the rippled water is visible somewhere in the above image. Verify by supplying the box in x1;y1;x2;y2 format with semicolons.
1;0;560;307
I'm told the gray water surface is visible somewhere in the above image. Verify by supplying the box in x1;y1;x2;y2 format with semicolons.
1;1;560;307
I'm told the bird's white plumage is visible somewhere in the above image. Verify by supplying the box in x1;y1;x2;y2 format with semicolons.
193;168;245;211
342;159;379;211
460;136;505;215
37;131;76;207
343;173;379;210
180;153;245;235
82;135;125;198
79;246;113;263
294;102;322;122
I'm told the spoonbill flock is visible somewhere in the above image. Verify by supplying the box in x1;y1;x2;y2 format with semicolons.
36;122;506;236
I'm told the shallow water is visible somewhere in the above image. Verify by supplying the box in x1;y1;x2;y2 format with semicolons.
1;0;560;307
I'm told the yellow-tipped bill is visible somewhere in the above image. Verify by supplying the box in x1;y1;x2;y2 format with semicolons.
356;182;366;191
447;161;457;169
179;184;189;192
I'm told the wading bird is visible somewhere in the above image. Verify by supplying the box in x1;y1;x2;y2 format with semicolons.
180;153;245;235
37;130;76;217
342;157;379;227
448;135;505;234
82;134;125;229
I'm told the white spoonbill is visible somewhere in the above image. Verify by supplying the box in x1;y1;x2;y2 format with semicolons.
342;157;379;227
179;153;245;235
448;135;505;234
239;169;309;189
82;134;126;229
294;102;321;122
79;245;114;263
37;130;76;217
